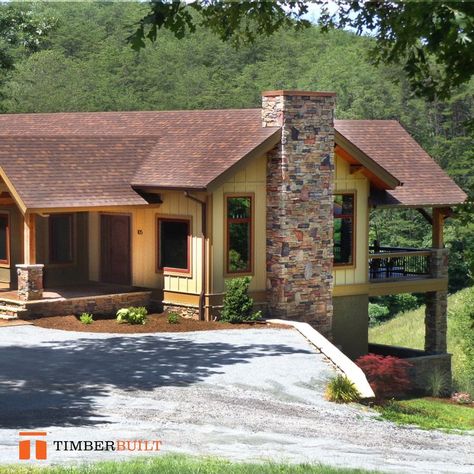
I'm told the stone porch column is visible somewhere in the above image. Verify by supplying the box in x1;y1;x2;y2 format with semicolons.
263;90;336;337
425;248;449;353
16;264;44;301
16;212;43;301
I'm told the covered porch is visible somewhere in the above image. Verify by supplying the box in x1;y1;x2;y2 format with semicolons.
368;206;449;353
0;199;155;319
366;207;451;392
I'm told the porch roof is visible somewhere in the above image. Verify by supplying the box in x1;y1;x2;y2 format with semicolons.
0;109;466;211
334;120;467;207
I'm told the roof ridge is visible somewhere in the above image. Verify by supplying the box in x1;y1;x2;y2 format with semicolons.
0;107;262;117
335;119;399;122
0;134;161;138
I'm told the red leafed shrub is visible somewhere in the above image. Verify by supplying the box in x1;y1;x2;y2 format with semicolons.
356;354;412;400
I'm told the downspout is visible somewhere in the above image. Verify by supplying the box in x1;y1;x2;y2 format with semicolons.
184;192;207;321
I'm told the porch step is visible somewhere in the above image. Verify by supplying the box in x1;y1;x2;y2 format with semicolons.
0;301;27;320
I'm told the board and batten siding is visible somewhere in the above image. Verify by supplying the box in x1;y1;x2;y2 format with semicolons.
88;191;204;295
333;152;370;287
210;153;267;295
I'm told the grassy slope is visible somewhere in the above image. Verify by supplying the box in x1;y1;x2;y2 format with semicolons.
369;287;471;391
0;454;379;474
376;398;474;432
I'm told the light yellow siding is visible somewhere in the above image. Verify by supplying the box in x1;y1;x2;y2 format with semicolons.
88;191;204;295
334;153;369;287
211;154;267;294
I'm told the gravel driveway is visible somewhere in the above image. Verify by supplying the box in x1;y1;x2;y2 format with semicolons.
0;325;472;473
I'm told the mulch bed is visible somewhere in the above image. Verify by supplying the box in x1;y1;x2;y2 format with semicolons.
29;313;289;333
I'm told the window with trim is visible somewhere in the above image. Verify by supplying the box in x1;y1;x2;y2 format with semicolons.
49;214;74;264
334;194;355;265
157;218;190;272
0;214;9;265
226;196;252;273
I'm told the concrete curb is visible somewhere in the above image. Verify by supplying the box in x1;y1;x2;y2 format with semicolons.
267;319;375;399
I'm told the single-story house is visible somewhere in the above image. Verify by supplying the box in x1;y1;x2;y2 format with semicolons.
0;90;466;365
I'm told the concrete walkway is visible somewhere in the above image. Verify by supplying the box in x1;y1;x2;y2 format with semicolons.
0;325;472;473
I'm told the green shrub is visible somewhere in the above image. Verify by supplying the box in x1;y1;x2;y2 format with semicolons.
369;294;421;321
220;277;262;323
368;303;390;326
79;312;94;325
426;368;450;397
167;312;180;324
116;306;147;325
325;375;360;403
393;293;420;313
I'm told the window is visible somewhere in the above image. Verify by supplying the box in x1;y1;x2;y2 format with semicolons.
49;214;74;264
0;214;9;265
334;194;355;265
226;195;253;273
157;218;190;272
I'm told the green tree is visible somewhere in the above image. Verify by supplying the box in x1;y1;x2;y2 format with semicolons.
130;1;474;100
0;3;55;69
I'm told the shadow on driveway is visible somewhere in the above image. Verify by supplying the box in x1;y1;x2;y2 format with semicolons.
0;333;311;429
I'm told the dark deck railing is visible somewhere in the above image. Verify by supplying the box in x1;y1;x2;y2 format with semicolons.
369;246;431;281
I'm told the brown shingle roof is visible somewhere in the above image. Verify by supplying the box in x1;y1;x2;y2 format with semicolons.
0;110;465;210
335;120;467;207
0;136;157;209
0;109;279;209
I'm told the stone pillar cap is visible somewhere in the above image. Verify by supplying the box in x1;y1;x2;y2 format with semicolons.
16;264;45;269
262;90;336;98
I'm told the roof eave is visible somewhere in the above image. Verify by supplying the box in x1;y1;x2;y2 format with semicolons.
0;167;27;214
335;130;401;190
131;184;208;192
206;127;282;192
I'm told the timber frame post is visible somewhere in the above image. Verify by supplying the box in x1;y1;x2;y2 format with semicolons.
432;207;445;249
16;212;44;301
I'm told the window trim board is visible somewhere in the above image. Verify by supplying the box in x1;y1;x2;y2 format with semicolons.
224;192;255;277
156;215;192;276
333;190;357;269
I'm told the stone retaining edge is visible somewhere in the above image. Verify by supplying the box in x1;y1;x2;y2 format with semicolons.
267;319;375;399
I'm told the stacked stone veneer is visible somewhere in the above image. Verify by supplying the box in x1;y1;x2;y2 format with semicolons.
164;303;200;319
263;91;335;336
425;248;449;353
17;264;44;301
21;291;152;319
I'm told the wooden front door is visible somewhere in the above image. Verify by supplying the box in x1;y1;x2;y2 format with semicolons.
100;214;131;285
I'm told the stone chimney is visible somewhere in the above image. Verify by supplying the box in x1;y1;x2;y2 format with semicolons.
262;90;335;336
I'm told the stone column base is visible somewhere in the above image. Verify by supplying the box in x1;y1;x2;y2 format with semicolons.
16;264;44;301
425;290;448;354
